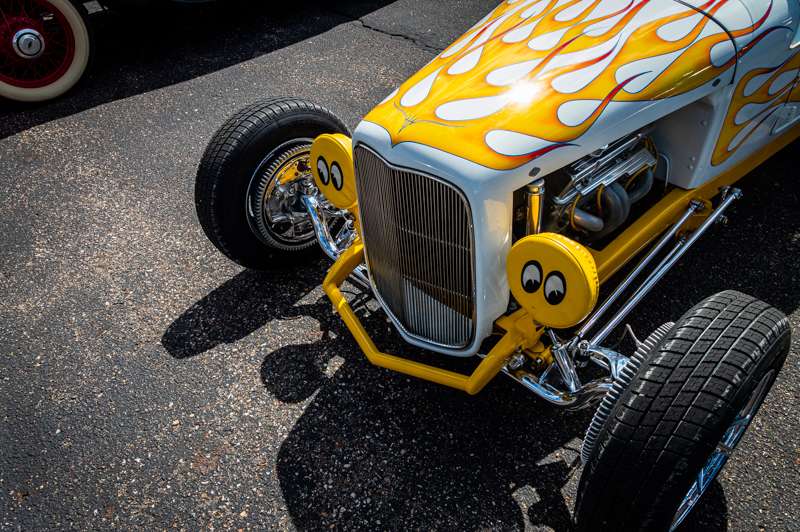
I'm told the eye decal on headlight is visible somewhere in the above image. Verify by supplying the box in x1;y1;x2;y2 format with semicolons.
310;133;357;212
317;157;330;185
521;260;542;293
507;233;597;328
544;271;566;305
331;162;344;191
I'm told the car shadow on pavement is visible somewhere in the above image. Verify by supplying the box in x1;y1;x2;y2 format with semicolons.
159;261;739;529
160;258;332;359
0;0;394;139
265;300;729;530
269;306;585;530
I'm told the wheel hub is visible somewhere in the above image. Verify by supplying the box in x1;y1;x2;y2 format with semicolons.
245;141;322;250
12;28;45;59
261;150;317;245
0;2;76;89
246;140;350;251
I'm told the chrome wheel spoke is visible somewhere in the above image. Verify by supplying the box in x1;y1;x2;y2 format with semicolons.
266;211;291;224
275;223;294;239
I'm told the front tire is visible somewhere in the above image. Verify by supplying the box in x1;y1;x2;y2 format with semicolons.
195;98;349;270
575;290;790;531
0;0;92;102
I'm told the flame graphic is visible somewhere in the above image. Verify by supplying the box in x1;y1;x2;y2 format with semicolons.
791;76;800;103
713;51;800;166
365;0;772;170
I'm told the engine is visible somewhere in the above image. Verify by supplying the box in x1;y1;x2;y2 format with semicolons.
514;131;659;246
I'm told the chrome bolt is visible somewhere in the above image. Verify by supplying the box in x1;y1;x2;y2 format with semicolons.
507;353;526;371
577;340;590;355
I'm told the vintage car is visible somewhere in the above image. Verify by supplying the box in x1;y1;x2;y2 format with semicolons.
194;0;798;529
0;0;212;102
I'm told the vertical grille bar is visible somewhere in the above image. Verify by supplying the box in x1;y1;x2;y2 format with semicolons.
354;145;475;348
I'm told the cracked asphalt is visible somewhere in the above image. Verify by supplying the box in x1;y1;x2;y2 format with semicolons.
1;1;798;530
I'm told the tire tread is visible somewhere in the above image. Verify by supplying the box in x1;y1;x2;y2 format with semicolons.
194;97;348;268
575;290;790;531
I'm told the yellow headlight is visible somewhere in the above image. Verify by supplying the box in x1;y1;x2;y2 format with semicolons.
507;233;598;329
310;133;357;212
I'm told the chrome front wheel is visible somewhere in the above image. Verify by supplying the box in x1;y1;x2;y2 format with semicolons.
246;139;351;252
195;97;350;270
246;139;320;251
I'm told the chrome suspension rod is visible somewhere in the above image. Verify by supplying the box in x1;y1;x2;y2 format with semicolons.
589;188;742;345
575;200;704;340
476;352;612;410
514;371;612;410
302;194;371;290
549;329;581;393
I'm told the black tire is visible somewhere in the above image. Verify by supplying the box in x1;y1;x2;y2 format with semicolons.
575;290;791;531
195;97;349;269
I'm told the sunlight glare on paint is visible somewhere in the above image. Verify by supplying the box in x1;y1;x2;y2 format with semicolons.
506;81;544;106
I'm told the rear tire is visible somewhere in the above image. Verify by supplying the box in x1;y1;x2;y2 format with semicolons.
575;290;790;531
195;97;349;270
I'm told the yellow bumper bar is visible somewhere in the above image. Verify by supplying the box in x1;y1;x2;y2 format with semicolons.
322;242;540;395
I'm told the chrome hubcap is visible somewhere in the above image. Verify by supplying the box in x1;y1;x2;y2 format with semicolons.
261;147;316;244
12;28;45;59
670;370;775;530
246;140;347;250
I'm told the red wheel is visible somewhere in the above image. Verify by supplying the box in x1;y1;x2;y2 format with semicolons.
0;0;91;102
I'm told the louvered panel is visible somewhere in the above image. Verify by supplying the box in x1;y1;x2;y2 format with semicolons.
354;145;475;348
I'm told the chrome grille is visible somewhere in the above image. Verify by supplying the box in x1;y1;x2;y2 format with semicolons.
354;145;475;348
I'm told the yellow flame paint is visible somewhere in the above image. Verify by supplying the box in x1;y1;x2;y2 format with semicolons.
713;53;800;166
365;0;768;170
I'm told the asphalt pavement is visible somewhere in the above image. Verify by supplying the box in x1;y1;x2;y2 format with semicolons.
1;1;798;530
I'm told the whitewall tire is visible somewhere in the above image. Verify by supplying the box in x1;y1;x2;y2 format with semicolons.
0;0;91;102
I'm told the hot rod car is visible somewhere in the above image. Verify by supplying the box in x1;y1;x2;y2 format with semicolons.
194;0;798;529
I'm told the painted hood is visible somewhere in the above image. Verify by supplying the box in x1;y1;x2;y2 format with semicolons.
361;0;770;171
